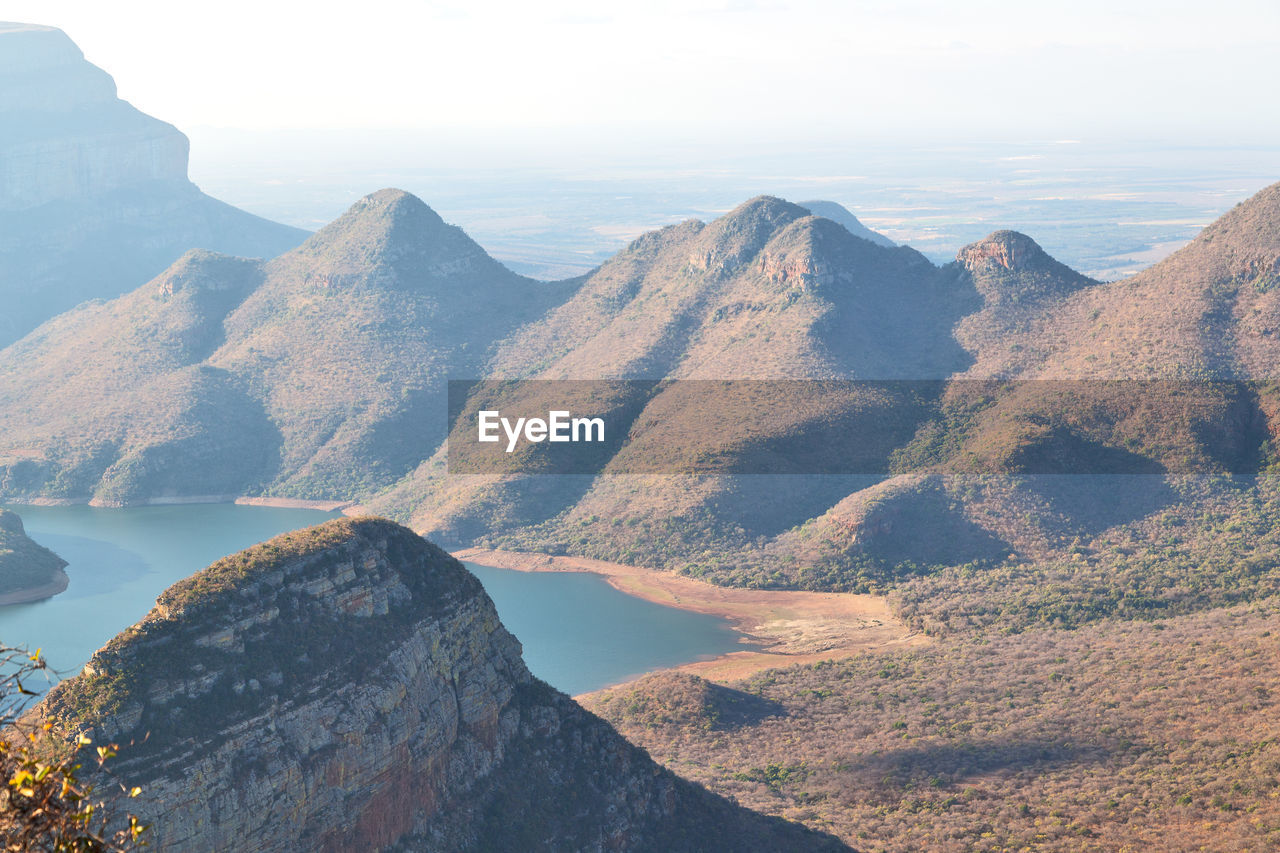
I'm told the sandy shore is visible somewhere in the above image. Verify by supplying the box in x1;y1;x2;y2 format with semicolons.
233;497;355;512
453;548;926;688
0;566;69;606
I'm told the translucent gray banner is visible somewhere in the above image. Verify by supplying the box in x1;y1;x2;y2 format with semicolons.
446;379;1278;475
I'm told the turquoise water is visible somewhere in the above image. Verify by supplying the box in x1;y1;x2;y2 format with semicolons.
0;505;745;695
466;563;746;695
0;504;342;679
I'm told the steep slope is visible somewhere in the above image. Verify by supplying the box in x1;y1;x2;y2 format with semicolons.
950;230;1100;378
34;518;845;852
0;22;307;346
798;199;896;247
0;190;573;504
208;189;574;495
953;181;1280;380
0;250;278;504
0;507;67;603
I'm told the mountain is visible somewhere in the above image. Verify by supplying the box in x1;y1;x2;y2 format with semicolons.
0;190;574;504
487;195;961;379
368;196;974;557
0;508;66;604
7;180;1280;610
374;186;1280;593
33;518;846;852
798;199;896;247
0;23;308;346
949;184;1280;380
11;178;1280;852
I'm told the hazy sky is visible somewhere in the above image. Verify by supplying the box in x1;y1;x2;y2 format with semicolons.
7;0;1280;142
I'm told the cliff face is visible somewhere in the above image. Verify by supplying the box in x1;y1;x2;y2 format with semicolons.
35;518;843;852
0;23;188;210
0;22;307;346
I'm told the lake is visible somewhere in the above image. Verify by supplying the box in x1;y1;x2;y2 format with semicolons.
0;504;744;695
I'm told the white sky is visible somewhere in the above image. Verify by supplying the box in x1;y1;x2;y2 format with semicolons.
5;0;1280;142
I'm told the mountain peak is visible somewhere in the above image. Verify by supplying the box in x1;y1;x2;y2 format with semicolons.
152;249;262;298
350;186;443;221
690;196;811;276
798;200;896;247
289;188;496;276
958;230;1053;273
957;230;1096;304
331;187;447;236
721;195;810;227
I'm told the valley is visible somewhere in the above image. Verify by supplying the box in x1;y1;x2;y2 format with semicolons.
6;174;1280;849
3;18;1280;849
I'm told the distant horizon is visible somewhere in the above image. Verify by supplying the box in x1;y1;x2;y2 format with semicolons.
4;7;1279;283
182;129;1280;282
3;1;1279;144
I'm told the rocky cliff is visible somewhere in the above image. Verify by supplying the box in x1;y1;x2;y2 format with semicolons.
0;22;308;346
34;518;844;852
0;23;187;210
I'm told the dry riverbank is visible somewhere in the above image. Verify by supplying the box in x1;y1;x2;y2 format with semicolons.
452;547;926;689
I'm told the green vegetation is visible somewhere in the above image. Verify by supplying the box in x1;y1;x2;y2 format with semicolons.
0;646;146;851
0;509;66;600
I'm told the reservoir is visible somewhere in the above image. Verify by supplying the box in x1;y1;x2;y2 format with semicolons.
0;504;744;695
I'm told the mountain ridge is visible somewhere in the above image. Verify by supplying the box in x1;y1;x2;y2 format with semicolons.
0;188;576;504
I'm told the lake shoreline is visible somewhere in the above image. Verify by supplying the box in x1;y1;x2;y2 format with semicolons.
452;547;926;694
0;565;69;606
7;495;355;512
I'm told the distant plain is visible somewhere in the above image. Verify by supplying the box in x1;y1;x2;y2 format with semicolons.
190;132;1280;280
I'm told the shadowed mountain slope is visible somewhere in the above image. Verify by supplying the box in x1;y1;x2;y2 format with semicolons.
0;190;573;503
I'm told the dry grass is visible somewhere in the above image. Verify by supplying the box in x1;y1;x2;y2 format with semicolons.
585;600;1280;852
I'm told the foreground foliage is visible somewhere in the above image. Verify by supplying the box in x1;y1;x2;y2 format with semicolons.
0;647;145;851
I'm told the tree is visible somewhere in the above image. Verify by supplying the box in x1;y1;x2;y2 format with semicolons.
0;645;146;851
